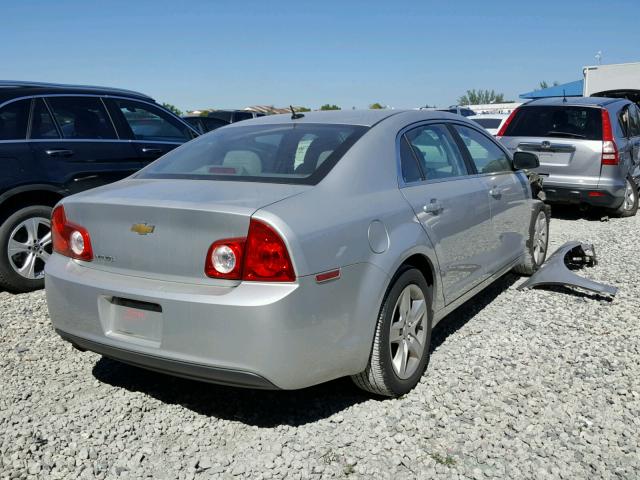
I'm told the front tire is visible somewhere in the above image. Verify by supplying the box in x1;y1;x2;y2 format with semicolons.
0;205;53;293
352;267;432;397
513;203;550;276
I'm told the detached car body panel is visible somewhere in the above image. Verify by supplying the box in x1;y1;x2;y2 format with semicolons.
46;110;538;390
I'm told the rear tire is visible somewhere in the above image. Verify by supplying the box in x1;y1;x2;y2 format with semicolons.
352;267;432;397
0;205;53;293
513;203;550;276
610;177;638;218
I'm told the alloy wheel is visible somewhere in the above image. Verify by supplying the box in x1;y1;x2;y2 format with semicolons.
389;284;428;379
7;217;52;280
623;179;636;211
532;211;548;265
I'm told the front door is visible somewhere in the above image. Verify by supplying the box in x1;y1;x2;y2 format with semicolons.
452;124;530;269
28;97;140;194
106;98;195;166
398;123;494;304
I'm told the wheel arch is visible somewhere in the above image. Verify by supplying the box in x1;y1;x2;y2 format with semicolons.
0;185;66;222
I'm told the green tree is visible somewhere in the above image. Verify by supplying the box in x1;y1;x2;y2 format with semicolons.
369;102;386;109
295;106;311;112
537;80;559;90
162;102;183;116
320;104;341;110
457;89;505;105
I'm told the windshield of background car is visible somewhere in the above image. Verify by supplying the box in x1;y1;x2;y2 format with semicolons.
503;106;603;140
138;123;369;184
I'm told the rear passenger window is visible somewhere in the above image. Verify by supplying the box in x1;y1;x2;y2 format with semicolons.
115;99;191;142
405;124;467;180
454;125;512;174
0;99;30;140
30;99;60;139
628;105;640;137
399;135;422;183
47;97;117;139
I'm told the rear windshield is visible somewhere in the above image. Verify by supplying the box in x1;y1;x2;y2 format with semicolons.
471;118;502;129
137;123;368;184
503;106;603;140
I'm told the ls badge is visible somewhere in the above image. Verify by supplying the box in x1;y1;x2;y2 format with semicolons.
131;223;155;235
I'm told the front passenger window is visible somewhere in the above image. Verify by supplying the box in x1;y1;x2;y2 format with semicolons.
115;99;191;142
454;125;512;174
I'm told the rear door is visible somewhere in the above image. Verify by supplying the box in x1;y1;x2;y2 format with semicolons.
106;98;195;165
28;96;140;194
398;123;494;304
452;123;530;270
499;105;604;190
625;104;640;179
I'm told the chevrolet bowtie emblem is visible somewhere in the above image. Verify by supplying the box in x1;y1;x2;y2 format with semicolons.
130;223;155;235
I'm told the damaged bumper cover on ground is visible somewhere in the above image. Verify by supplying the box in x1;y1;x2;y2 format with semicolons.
518;241;618;297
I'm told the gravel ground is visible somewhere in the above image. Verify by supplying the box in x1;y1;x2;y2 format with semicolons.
1;210;639;480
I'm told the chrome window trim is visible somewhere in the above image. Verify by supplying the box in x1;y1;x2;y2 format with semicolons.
396;120;474;189
0;138;183;145
0;93;198;137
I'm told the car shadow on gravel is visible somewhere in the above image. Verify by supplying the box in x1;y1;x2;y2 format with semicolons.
92;358;370;427
548;204;610;222
92;274;518;427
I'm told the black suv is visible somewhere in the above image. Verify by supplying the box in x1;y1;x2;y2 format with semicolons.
0;81;198;292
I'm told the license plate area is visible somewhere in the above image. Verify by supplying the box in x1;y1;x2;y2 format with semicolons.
99;296;163;347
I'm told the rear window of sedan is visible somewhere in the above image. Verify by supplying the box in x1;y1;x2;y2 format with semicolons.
138;123;368;184
503;106;602;140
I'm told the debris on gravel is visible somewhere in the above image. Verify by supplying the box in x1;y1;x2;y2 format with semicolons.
1;212;639;479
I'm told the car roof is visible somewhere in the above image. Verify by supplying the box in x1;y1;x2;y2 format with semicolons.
223;109;465;127
0;80;153;104
523;96;626;108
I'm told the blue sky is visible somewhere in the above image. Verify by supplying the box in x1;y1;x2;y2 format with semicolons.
2;0;639;111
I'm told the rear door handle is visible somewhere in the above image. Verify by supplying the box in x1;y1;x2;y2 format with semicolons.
45;149;74;157
141;147;163;154
489;186;503;198
423;199;443;214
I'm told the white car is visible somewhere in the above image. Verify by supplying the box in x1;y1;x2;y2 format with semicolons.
468;114;510;136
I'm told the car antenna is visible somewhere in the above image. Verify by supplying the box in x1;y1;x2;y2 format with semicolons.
290;105;304;120
562;89;567;103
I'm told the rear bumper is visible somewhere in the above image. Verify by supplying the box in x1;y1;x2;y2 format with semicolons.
57;329;277;389
45;254;387;390
543;183;625;208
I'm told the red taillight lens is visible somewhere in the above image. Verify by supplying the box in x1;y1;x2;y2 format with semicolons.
204;219;296;282
601;109;619;165
243;219;295;282
204;238;245;279
496;108;519;137
51;205;93;261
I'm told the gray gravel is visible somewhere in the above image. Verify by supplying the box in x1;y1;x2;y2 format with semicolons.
1;210;639;480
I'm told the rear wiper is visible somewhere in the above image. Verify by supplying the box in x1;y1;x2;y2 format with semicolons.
545;131;586;139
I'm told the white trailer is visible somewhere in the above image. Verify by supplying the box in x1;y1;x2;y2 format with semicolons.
583;62;640;100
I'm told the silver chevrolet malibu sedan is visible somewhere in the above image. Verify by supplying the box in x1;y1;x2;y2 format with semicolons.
46;110;549;397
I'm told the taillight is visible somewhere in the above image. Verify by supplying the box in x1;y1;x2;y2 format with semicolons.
51;205;93;261
204;219;295;282
496;108;519;138
205;238;245;279
601;109;619;166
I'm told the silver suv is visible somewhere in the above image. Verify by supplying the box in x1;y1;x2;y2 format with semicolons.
497;97;640;216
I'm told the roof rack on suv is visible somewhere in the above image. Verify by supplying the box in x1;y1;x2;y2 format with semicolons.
0;80;153;100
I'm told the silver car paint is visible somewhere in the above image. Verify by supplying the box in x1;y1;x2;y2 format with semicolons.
46;110;534;389
499;97;640;206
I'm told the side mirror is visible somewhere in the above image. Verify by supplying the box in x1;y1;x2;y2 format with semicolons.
513;151;539;170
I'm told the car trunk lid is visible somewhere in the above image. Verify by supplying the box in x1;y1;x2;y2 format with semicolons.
62;179;308;283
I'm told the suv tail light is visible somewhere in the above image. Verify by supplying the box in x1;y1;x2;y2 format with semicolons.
205;219;295;282
51;205;93;261
496;108;519;138
601;109;619;166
